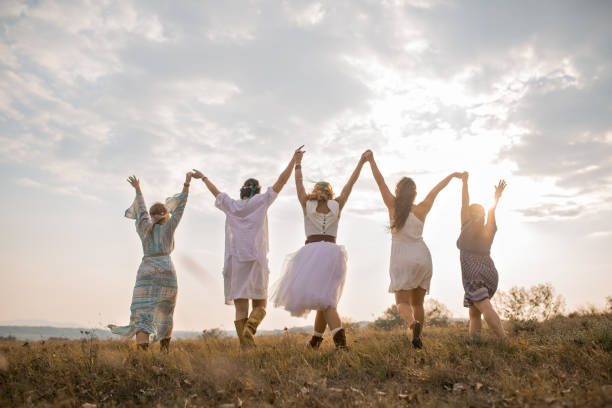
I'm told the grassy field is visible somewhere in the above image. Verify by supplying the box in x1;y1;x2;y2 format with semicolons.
1;313;611;407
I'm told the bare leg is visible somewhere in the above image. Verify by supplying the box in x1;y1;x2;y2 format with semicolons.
234;298;249;320
408;288;426;325
473;298;505;338
468;306;482;337
252;298;267;310
323;307;342;331
395;291;415;327
314;310;327;334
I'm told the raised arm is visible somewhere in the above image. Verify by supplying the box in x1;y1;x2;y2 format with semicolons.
192;169;221;197
182;171;192;194
365;150;394;211
335;152;367;210
273;145;304;194
126;175;150;235
461;172;470;225
169;172;192;231
294;149;307;210
486;179;506;228
127;175;141;195
414;172;462;220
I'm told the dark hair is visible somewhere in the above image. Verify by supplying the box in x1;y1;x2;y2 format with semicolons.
390;177;417;232
240;178;261;199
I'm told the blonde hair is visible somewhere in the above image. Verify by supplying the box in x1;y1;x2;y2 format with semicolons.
390;177;416;233
306;182;334;201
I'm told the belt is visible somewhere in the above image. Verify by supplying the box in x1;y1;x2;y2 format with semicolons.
305;235;336;244
143;253;170;258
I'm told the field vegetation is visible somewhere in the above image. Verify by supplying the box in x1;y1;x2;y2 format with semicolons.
1;310;611;407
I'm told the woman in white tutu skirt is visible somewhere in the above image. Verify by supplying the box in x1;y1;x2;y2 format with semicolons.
271;150;367;349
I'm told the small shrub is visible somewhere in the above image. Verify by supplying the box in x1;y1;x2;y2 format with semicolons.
372;305;403;330
201;328;226;339
493;283;565;321
425;299;452;327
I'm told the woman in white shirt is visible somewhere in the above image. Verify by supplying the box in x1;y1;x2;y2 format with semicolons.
192;146;304;348
271;150;367;349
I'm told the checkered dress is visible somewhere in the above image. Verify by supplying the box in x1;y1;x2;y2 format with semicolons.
460;251;498;307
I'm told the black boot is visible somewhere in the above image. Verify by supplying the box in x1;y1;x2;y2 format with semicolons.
160;338;171;353
308;335;323;349
332;329;348;350
410;321;423;349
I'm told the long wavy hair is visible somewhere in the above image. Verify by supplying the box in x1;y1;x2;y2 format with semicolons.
390;177;417;232
306;181;334;201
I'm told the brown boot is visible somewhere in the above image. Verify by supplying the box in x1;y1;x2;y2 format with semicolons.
137;343;149;351
410;321;423;349
243;307;266;347
160;338;171;353
308;335;324;349
332;328;348;350
234;318;248;348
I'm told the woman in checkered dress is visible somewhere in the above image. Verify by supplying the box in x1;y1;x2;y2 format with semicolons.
457;172;506;339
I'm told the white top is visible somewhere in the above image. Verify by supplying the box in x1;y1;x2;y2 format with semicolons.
215;187;278;265
304;200;340;237
392;212;424;242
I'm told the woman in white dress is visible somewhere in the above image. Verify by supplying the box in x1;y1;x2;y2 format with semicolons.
365;150;462;348
271;150;367;349
192;146;303;348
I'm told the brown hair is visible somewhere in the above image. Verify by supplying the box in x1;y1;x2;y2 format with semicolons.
306;182;335;201
149;202;168;217
390;177;417;232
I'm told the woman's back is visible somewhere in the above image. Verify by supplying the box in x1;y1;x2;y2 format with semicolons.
392;212;424;242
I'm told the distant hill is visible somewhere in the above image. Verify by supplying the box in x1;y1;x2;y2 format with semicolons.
0;321;372;341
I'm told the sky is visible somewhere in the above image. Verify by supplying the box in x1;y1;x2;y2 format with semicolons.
1;0;611;333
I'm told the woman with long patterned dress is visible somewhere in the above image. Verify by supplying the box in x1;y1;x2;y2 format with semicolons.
108;172;192;351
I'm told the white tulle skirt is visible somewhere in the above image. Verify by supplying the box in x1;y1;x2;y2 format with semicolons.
271;241;348;318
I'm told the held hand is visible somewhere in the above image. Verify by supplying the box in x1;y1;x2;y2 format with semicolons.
127;175;140;190
191;169;205;179
185;172;193;183
461;171;469;182
451;172;464;179
361;149;373;164
494;179;507;201
293;145;305;164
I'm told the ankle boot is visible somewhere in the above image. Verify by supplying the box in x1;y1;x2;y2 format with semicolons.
410;321;423;349
234;318;248;348
243;307;266;347
332;328;348;350
160;338;171;353
137;343;149;351
308;335;323;349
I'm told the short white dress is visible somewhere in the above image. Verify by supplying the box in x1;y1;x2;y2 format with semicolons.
388;212;433;294
215;187;278;304
271;200;348;317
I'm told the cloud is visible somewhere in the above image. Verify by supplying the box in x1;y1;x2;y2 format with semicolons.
1;0;611;216
516;203;585;219
586;230;612;239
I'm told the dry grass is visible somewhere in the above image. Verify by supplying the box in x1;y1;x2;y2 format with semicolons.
1;314;611;407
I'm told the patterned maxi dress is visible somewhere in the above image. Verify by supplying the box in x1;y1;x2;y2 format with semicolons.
108;191;188;341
